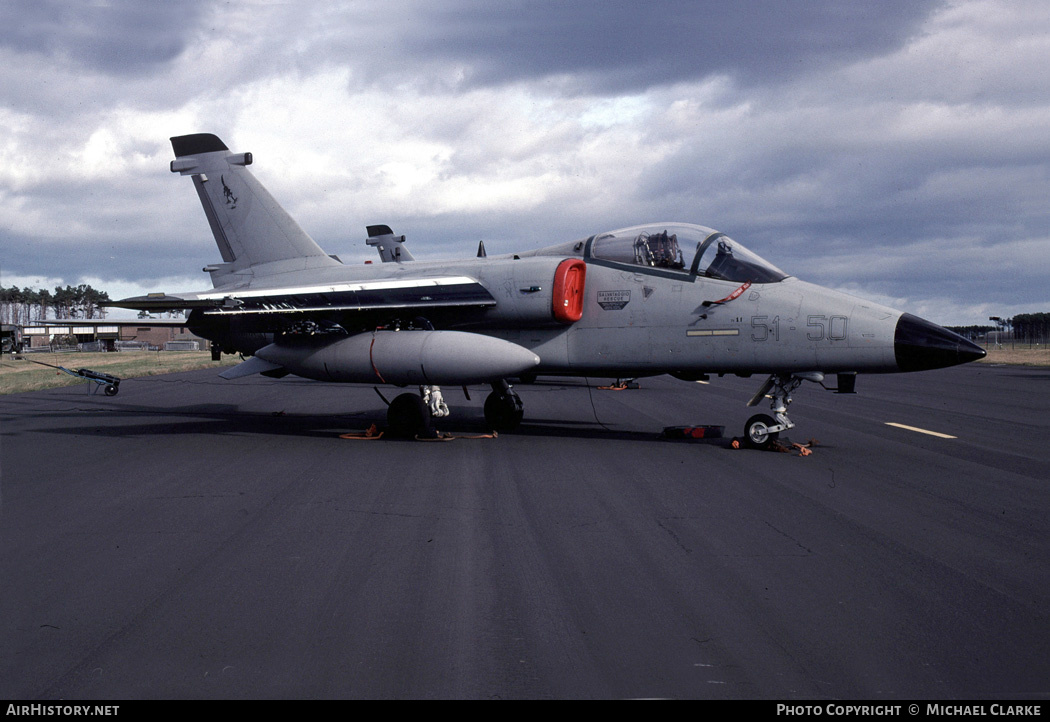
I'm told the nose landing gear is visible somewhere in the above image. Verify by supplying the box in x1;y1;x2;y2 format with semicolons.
743;372;823;449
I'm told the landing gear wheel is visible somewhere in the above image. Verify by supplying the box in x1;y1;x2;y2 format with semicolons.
104;384;119;396
387;393;433;438
484;390;524;432
745;413;778;450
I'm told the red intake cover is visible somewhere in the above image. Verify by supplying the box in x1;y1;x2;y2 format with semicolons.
552;258;586;324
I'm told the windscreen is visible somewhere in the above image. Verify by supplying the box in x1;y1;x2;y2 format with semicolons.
692;232;788;283
590;223;787;283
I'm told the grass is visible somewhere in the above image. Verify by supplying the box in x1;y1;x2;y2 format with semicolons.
0;351;238;395
977;346;1050;367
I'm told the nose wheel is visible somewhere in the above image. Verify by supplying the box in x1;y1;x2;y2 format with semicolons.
744;413;779;450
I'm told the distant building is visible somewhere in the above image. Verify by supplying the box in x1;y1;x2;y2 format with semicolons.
21;319;208;351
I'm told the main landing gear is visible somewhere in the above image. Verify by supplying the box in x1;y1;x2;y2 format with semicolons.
385;380;523;437
484;379;524;432
386;391;432;438
386;384;448;438
743;372;824;449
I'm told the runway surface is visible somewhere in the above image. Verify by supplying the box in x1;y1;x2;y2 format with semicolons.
1;363;1048;699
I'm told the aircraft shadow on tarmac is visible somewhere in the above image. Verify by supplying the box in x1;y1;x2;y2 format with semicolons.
28;401;740;447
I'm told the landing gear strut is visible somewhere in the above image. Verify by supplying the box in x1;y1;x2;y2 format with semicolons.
743;372;821;449
484;379;523;432
421;385;449;419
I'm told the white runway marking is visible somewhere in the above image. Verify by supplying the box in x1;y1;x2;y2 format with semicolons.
885;422;957;439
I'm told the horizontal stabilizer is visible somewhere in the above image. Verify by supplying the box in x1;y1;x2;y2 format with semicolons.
219;356;285;380
101;294;215;311
366;225;415;263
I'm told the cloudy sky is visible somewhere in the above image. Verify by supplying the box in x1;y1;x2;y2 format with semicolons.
1;0;1047;324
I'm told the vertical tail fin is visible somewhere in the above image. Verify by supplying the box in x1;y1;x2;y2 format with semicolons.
170;133;340;286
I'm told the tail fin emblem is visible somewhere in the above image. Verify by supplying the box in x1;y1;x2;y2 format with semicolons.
221;175;237;208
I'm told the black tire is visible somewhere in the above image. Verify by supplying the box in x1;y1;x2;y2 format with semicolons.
484;391;524;432
744;413;778;449
104;384;119;397
387;393;432;438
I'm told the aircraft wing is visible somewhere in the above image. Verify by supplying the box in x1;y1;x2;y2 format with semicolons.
107;275;496;315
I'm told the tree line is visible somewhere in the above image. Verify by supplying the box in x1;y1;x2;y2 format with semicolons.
1010;313;1050;343
948;313;1050;343
0;284;111;324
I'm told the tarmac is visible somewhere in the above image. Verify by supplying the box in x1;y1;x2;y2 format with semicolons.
1;363;1047;699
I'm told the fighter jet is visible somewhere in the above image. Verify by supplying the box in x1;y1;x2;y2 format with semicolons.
109;133;986;446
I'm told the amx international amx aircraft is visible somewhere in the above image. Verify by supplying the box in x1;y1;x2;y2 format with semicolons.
110;133;986;446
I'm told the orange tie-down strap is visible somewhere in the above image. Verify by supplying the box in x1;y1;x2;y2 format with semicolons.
598;379;641;390
414;431;498;441
789;442;814;456
339;424;384;440
730;438;819;455
338;424;498;441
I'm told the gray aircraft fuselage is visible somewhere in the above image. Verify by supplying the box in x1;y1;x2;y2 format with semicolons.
186;240;966;380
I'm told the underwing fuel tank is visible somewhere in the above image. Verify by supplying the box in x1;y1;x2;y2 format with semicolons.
254;330;540;385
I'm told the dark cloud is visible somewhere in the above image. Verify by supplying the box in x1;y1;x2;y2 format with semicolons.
2;230;210;287
370;0;942;93
0;0;205;75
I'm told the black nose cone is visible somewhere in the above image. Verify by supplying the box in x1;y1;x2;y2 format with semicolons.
895;313;987;372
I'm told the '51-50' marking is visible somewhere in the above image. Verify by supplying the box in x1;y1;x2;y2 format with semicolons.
751;315;849;342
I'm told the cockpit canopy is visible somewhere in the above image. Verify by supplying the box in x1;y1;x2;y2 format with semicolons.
590;223;788;284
